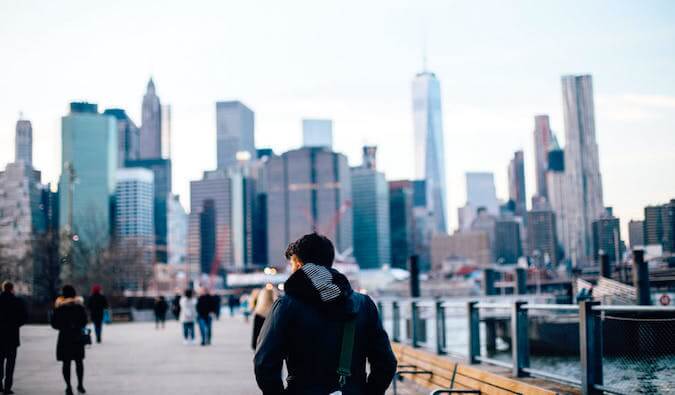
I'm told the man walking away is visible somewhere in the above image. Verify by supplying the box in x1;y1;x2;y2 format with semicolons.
87;285;108;344
0;281;27;395
196;288;213;346
254;233;397;395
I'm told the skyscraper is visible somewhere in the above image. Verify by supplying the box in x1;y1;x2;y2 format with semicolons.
167;194;188;266
125;158;172;264
103;108;140;166
533;115;553;200
459;172;499;229
263;147;352;267
15;118;32;166
508;150;527;217
189;170;233;275
216;101;255;170
140;78;162;159
494;219;522;264
302;119;333;149
114;168;155;281
561;74;604;265
161;104;172;159
628;220;645;248
547;148;568;260
412;71;447;233
526;209;559;265
591;207;622;265
412;179;433;271
644;200;675;253
59;102;117;245
388;180;414;270
351;147;390;269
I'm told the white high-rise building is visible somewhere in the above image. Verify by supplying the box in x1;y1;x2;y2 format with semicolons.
412;71;447;233
140;78;162;159
167;194;188;265
115;168;155;240
302;119;333;149
561;75;604;265
161;104;172;159
459;172;499;230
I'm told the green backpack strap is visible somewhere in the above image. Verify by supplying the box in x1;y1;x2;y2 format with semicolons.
337;318;356;389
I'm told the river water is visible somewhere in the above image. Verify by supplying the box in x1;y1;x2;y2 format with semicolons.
383;312;675;394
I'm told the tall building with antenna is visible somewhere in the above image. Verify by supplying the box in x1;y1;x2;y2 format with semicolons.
412;67;447;234
15;116;33;166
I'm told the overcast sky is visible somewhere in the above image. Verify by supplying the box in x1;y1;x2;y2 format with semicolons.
1;0;674;234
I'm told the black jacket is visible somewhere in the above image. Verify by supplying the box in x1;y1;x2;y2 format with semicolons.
0;291;27;351
51;297;88;361
197;295;214;318
254;264;397;395
87;293;108;323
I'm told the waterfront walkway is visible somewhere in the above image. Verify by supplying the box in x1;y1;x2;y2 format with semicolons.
15;318;259;394
14;318;420;395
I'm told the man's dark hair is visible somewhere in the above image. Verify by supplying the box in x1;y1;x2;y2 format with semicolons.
62;285;77;298
185;289;194;298
284;233;335;267
2;281;14;293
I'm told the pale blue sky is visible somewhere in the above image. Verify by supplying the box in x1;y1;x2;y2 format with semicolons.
1;0;674;234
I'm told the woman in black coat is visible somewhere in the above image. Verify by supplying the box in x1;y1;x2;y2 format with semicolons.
51;285;88;395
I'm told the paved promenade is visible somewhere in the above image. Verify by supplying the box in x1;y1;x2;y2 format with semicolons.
14;317;259;394
14;317;417;395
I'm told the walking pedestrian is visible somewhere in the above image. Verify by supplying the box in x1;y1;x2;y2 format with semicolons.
254;233;397;394
227;294;238;317
51;285;88;395
86;285;108;344
240;293;251;323
196;288;213;346
251;284;277;350
212;293;222;320
0;281;27;395
153;296;169;330
179;289;197;345
171;291;181;321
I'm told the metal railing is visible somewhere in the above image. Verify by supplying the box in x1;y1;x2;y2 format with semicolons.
379;298;675;395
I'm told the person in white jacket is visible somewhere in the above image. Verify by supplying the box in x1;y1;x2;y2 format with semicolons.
179;289;197;344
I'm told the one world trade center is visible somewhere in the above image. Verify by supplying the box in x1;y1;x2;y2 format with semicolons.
412;70;447;233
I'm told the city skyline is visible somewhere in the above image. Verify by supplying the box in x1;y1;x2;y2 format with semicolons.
1;1;674;238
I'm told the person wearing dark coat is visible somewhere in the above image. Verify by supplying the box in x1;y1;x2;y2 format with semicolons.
171;292;181;321
196;289;213;346
51;285;88;395
0;281;27;395
153;296;169;329
86;285;108;344
254;233;397;395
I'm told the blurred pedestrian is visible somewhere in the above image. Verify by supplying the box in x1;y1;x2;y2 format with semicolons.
0;281;27;395
86;285;108;344
153;296;168;330
179;289;197;345
196;288;213;346
171;291;181;321
212;293;222;320
227;294;238;317
251;284;278;350
51;285;88;395
240;293;251;323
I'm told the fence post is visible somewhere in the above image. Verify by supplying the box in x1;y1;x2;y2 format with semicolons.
377;301;384;321
435;300;446;355
511;301;530;377
392;301;400;342
411;300;419;348
632;249;650;305
468;301;480;364
579;300;603;395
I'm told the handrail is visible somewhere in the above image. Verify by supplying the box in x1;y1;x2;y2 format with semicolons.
592;305;675;312
475;355;513;369
522;367;581;386
475;303;511;309
523;304;579;311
